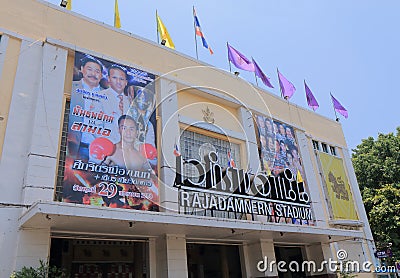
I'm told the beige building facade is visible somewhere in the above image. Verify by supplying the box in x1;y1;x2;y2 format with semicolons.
0;1;377;277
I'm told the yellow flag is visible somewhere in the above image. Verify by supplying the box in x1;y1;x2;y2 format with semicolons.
66;0;71;10
296;170;303;183
156;14;175;49
114;0;121;29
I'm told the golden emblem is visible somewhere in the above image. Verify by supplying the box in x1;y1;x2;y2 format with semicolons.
202;106;215;124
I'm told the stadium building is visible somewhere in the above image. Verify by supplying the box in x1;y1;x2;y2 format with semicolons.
0;1;377;277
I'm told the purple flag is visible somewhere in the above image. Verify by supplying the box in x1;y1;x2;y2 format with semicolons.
277;69;296;99
227;43;254;72
304;81;319;111
252;58;274;88
330;93;348;118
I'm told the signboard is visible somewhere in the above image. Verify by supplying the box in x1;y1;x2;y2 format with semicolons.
254;115;305;179
253;114;311;224
62;51;159;211
319;152;358;220
375;249;393;258
175;151;313;223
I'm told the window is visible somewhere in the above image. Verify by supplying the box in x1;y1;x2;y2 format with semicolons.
180;128;241;173
329;146;337;156
321;143;328;153
179;128;244;220
312;140;319;150
54;100;70;201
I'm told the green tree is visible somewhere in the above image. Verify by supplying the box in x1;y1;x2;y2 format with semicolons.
10;260;67;278
352;127;400;261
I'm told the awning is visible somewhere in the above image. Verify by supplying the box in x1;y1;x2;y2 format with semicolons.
19;201;365;244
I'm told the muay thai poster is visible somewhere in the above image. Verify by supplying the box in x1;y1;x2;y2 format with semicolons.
62;51;159;211
254;114;310;224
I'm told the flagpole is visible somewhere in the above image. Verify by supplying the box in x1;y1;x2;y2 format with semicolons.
227;42;232;73
304;80;308;110
254;72;258;86
277;68;282;98
193;6;199;60
156;10;159;44
331;92;339;121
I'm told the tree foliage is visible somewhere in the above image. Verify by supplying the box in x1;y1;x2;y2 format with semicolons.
10;260;67;278
352;127;400;191
352;127;400;261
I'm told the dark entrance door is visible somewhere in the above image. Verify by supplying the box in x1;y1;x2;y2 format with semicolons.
275;246;306;278
186;243;242;278
50;238;148;278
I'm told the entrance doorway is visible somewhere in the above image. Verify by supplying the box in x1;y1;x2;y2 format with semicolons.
274;246;306;278
186;243;242;278
50;238;148;278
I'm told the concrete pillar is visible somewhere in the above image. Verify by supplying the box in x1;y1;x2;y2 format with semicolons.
0;34;9;80
0;34;19;159
0;39;67;278
22;43;67;204
149;238;157;278
158;78;180;213
156;234;187;278
341;150;378;267
165;234;187;278
156;235;168;278
304;243;335;277
237;107;260;174
295;131;328;227
238;107;269;222
243;239;278;277
0;209;24;277
0;38;44;277
14;228;51;271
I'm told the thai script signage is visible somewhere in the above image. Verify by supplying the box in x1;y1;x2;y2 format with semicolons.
175;151;313;222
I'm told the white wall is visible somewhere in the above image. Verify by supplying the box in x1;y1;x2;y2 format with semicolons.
296;131;328;227
159;78;180;213
0;39;67;276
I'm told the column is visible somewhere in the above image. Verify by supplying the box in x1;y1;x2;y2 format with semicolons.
158;78;180;213
341;150;378;267
304;243;336;278
148;238;157;278
295;131;328;227
0;38;45;277
237;106;260;173
243;239;278;277
14;228;51;271
22;43;68;204
156;234;187;278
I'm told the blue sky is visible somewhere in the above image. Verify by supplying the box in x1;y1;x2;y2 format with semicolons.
45;0;400;152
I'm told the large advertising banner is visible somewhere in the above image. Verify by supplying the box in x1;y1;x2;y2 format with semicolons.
319;152;358;220
255;114;305;180
254;114;311;224
62;51;159;211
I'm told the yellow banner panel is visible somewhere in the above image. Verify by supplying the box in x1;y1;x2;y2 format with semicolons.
319;152;358;220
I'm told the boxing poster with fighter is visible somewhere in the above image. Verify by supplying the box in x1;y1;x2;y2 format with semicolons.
62;51;159;211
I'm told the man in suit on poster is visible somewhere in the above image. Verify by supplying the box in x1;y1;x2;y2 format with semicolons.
100;64;132;144
68;55;105;160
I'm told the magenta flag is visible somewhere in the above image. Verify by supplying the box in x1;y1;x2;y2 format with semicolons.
304;80;319;111
277;69;296;99
252;58;274;88
227;43;254;72
330;93;348;118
